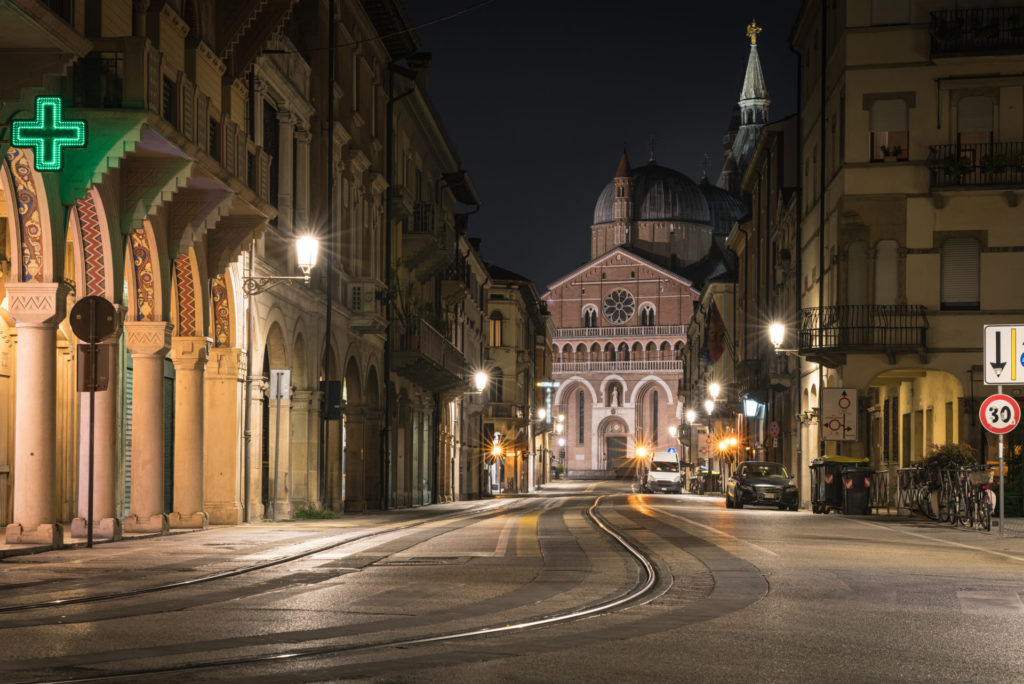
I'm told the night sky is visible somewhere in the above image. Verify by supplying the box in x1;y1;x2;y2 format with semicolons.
404;1;802;291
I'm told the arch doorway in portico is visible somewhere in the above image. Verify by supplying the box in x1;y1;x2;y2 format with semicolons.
598;416;630;477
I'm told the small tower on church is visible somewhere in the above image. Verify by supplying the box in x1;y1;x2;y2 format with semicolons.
612;149;632;221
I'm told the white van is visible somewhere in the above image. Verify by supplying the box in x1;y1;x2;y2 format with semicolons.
641;450;683;494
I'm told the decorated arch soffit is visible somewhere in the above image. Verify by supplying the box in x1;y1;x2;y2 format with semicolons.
210;273;232;348
172;250;203;336
128;221;160;321
2;148;54;282
597;414;630;436
553;377;599;405
69;187;116;300
628;376;675;406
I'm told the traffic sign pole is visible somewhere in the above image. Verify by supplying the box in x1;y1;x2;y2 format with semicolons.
999;385;1005;537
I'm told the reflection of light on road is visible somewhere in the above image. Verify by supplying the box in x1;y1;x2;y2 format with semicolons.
631;496;777;557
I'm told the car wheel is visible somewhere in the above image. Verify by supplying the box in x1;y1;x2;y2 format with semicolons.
734;497;743;510
725;495;734;508
778;505;787;511
789;504;798;511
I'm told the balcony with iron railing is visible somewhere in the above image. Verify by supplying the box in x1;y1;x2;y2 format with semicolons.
928;142;1024;188
393;318;467;392
798;305;928;366
402;202;456;276
930;7;1024;56
554;324;687;339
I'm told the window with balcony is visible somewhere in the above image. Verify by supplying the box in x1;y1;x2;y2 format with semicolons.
870;99;908;162
874;240;899;305
941;237;980;310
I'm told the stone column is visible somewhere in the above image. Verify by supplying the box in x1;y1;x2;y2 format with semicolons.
204;347;243;524
345;411;365;512
276;111;295;232
71;337;122;540
123;320;172;533
248;377;267;520
294;129;311;229
290;389;312;507
268;392;292;519
5;282;68;546
169;336;211;528
307;389;323;507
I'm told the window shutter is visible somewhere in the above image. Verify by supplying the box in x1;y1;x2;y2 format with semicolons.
957;97;994;132
870;99;906;132
941;238;980;308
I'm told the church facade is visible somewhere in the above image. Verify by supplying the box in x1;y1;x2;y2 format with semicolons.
544;25;767;478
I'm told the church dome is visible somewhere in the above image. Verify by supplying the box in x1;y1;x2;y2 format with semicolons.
700;178;749;235
593;162;711;225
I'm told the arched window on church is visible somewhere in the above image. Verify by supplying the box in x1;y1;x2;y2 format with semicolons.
618;342;630;362
639;304;655;327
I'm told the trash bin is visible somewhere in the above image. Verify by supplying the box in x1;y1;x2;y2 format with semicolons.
841;466;873;515
810;456;868;513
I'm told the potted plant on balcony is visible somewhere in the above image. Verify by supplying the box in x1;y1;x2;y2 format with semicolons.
944;154;971;182
980;152;1009;175
880;145;904;161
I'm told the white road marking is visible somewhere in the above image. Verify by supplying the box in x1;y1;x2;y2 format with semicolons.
652;506;779;557
957;590;1024;615
852;519;1024;564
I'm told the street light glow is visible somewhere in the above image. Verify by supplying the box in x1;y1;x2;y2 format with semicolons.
636;445;649;459
708;382;721;400
668;425;677;437
686;409;696;424
296;235;320;278
704;399;715;414
769;321;785;349
537;407;546;421
473;370;489;392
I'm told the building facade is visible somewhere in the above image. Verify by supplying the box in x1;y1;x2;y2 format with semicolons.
0;0;493;547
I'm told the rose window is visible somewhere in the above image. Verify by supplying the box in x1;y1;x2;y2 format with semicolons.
603;289;635;324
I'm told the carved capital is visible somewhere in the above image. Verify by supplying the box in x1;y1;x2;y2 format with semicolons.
6;282;69;326
171;336;212;370
206;347;242;379
125;321;172;357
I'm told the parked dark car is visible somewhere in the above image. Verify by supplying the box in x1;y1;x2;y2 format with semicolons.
726;461;798;510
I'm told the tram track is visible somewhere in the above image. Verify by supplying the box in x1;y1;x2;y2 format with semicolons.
0;499;522;616
9;494;663;683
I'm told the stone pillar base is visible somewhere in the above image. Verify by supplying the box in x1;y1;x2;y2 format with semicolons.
5;522;62;547
123;513;169;534
205;503;243;525
168;511;208;529
70;517;123;540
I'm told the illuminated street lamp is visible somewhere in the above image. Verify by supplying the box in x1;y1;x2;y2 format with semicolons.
769;321;798;354
708;382;721;400
473;370;489;393
241;235;319;522
704;398;715;415
686;409;697;425
537;407;547;421
668;425;677;438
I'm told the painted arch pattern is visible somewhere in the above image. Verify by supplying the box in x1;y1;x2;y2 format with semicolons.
74;192;107;297
5;148;45;282
211;275;231;347
173;254;197;336
129;228;155;320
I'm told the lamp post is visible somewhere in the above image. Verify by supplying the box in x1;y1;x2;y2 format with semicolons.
241;235;319;522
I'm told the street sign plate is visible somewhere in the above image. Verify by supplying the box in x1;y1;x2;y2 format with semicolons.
270;369;291;400
821;388;858;441
983;325;1024;385
769;421;780;438
70;296;117;343
979;393;1020;434
667;447;677;455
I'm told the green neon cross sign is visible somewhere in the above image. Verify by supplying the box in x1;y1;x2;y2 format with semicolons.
11;97;87;172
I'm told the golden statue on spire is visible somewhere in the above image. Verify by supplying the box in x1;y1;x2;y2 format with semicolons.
746;20;762;45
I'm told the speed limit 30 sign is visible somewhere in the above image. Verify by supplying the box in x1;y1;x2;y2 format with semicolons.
979;394;1021;434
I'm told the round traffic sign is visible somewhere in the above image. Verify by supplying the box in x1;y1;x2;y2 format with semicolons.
979;394;1021;434
70;296;117;343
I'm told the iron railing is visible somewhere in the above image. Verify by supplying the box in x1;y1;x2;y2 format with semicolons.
553;360;683;373
798;305;927;352
928;142;1024;187
554;325;686;338
930;8;1024;55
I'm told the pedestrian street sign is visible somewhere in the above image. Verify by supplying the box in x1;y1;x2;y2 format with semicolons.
821;388;858;441
984;325;1024;385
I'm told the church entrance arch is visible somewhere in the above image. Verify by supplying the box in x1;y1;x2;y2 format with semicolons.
597;416;630;477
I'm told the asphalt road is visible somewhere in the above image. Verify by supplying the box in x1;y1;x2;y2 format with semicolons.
1;481;1023;682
